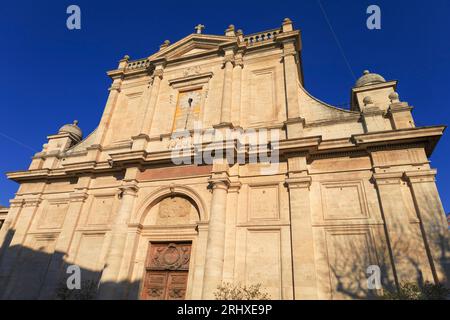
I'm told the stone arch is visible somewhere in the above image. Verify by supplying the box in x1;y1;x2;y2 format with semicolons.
135;185;208;225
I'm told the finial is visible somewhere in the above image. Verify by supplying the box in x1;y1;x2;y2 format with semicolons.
195;24;205;34
160;40;171;50
225;24;236;36
122;55;130;61
73;120;79;126
363;70;370;75
389;91;400;103
363;96;373;106
282;18;293;32
237;29;243;35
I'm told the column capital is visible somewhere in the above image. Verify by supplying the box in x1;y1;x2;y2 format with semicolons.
153;68;164;79
285;176;311;189
222;55;235;68
69;192;88;203
233;51;244;68
403;169;437;184
9;199;24;208
228;181;242;193
23;197;42;207
119;182;139;197
208;177;230;191
372;172;403;186
108;79;122;92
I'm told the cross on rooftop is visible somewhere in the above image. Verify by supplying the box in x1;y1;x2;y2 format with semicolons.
195;24;205;34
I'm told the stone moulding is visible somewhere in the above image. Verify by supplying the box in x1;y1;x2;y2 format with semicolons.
6;125;445;184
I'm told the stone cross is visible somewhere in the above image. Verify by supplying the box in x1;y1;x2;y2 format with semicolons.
195;24;205;34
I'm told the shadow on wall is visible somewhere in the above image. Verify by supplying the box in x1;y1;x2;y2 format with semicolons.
0;229;140;300
329;222;450;300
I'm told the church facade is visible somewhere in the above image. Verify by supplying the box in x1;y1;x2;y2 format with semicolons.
0;19;448;300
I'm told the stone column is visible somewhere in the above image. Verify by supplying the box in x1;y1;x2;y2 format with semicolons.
219;54;234;125
202;177;230;299
140;65;164;135
404;170;450;285
98;180;138;299
373;172;435;284
285;154;318;299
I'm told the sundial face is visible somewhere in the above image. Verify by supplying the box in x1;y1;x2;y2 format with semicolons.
172;89;202;131
179;90;201;109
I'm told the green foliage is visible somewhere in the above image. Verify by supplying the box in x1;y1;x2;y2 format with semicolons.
214;282;271;300
381;281;450;300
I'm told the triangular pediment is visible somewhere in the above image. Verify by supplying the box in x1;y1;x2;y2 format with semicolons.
149;34;236;61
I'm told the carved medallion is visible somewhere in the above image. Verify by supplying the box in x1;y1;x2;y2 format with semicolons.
149;243;191;270
157;196;192;224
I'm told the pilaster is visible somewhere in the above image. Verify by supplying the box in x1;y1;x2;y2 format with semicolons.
222;181;241;283
98;175;139;299
141;62;166;137
285;153;318;299
39;177;91;299
404;169;450;285
372;172;435;285
219;51;235;126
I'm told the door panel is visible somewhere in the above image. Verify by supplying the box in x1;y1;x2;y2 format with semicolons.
141;242;191;300
166;272;189;300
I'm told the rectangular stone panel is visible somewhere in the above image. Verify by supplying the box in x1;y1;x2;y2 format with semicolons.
320;181;368;220
250;69;275;124
325;228;376;299
38;201;68;229
74;234;105;275
86;196;115;226
248;185;279;221
245;230;281;299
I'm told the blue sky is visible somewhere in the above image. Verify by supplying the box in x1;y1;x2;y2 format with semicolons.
0;0;449;212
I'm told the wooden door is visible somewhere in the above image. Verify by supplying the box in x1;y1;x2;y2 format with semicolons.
141;242;191;300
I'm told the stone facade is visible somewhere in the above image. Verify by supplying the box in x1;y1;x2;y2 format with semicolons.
0;207;7;231
0;19;448;300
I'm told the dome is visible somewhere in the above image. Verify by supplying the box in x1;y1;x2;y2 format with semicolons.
355;70;386;87
58;120;82;141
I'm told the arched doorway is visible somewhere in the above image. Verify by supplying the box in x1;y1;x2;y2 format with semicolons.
138;194;202;300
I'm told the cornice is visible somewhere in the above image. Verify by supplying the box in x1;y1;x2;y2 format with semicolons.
353;125;445;156
8;126;445;183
